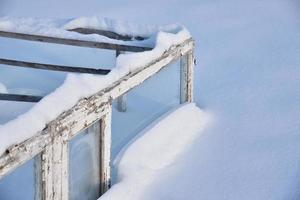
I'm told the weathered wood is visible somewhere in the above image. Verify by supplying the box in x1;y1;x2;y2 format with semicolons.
186;51;195;102
68;28;146;41
116;50;127;112
0;58;111;75
54;38;194;136
180;54;188;103
180;50;195;103
0;131;51;179
0;93;43;102
41;143;54;200
35;154;43;200
0;30;152;52
100;107;112;194
41;126;75;200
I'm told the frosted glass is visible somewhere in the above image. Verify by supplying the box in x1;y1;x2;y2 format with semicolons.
0;158;36;200
112;61;181;160
69;122;101;200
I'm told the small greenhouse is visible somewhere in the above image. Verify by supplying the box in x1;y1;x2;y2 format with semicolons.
0;17;195;200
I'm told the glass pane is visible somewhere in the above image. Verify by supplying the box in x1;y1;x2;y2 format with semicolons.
0;157;37;200
69;122;101;200
112;61;181;160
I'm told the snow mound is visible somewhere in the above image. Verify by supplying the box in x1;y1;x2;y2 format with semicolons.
99;103;211;200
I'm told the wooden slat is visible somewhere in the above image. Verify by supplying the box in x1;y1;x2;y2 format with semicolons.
100;109;112;194
116;50;127;112
0;132;51;179
68;28;146;41
0;93;43;102
0;58;111;75
180;51;194;103
0;30;152;52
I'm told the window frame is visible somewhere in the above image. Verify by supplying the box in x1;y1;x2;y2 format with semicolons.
0;38;195;200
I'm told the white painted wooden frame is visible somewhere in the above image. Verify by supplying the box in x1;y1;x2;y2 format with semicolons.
0;38;195;200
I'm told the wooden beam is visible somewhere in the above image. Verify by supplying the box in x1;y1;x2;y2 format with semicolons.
116;50;127;112
68;28;146;41
51;128;69;200
0;131;51;179
180;50;195;103
0;93;43;102
100;107;112;194
0;30;152;52
0;58;111;75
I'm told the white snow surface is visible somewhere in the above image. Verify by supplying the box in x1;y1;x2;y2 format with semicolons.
100;103;211;200
0;17;190;155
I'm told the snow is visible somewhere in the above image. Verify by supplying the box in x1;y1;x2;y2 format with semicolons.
63;16;182;38
0;17;146;47
0;16;186;48
1;0;300;199
100;103;211;200
0;17;190;156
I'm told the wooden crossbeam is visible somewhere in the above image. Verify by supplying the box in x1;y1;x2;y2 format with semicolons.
68;28;146;41
0;31;152;52
0;58;111;75
0;93;43;102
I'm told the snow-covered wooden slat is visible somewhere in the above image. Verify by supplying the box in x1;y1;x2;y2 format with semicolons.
0;30;152;52
68;28;146;41
0;131;51;179
0;93;43;102
0;58;111;75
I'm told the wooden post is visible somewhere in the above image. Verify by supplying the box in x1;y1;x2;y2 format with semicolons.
41;125;69;200
100;106;112;194
116;50;127;112
180;50;195;103
41;145;54;200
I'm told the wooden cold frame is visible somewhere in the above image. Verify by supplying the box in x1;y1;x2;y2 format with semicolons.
0;37;195;200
